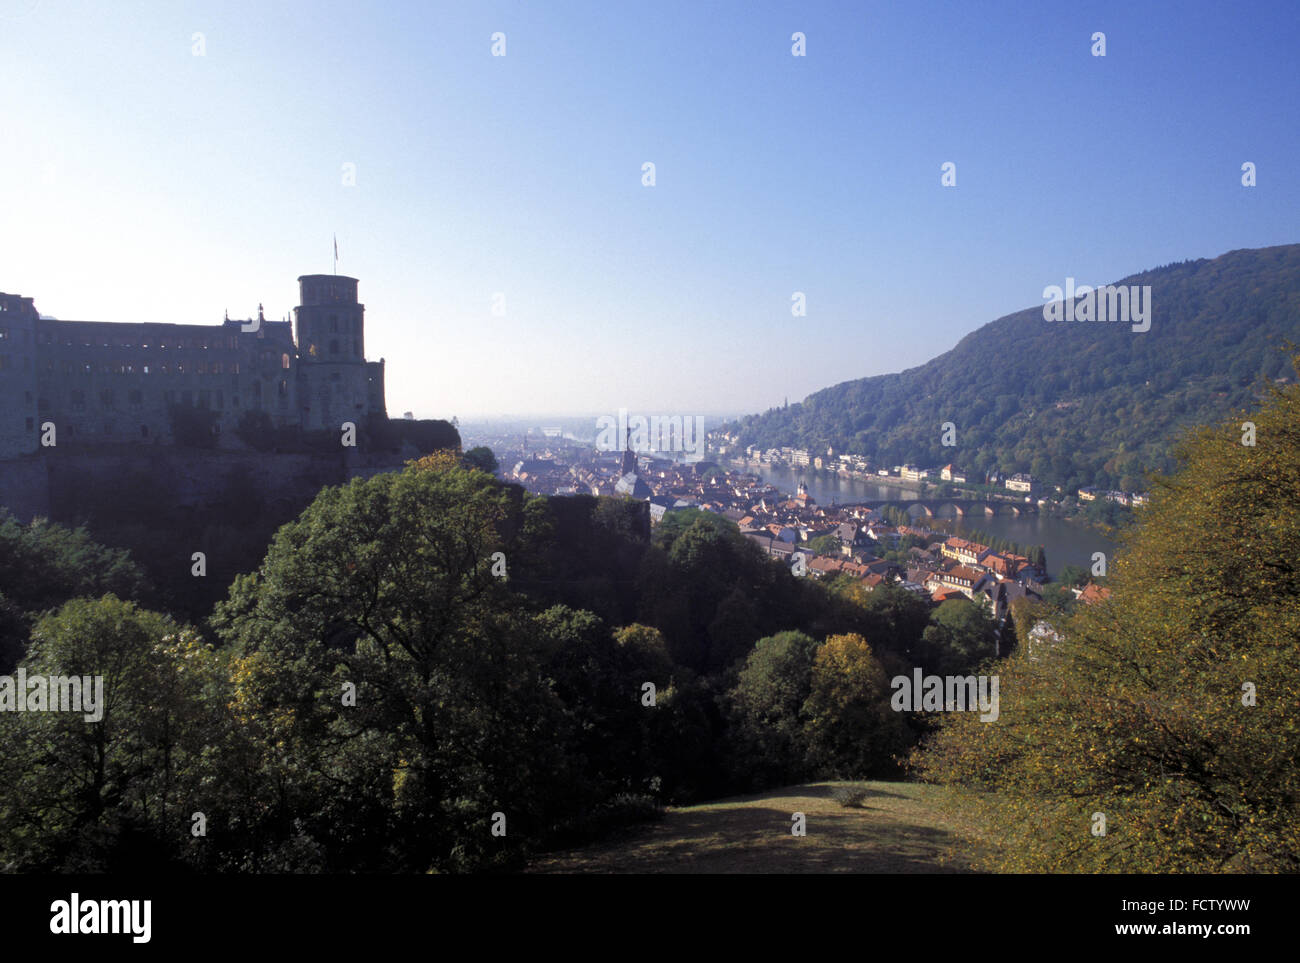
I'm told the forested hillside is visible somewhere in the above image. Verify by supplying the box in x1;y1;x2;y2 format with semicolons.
731;245;1300;492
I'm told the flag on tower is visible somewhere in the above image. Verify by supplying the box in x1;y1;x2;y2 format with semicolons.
333;235;338;273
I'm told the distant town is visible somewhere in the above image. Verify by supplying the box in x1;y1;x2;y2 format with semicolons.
471;425;1119;628
711;433;1152;509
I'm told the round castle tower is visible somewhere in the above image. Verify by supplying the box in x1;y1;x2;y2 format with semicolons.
293;275;371;431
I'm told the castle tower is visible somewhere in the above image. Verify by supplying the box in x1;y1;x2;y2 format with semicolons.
293;275;371;431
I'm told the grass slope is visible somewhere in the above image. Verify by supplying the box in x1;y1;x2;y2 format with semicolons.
526;781;984;874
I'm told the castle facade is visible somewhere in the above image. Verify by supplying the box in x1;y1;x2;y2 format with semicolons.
0;275;386;458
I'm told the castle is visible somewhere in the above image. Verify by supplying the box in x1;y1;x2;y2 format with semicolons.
0;274;386;458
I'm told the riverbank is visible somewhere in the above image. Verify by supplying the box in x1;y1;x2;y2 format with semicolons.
726;460;1118;576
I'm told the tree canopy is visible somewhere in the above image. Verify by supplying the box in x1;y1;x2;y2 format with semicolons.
915;361;1300;872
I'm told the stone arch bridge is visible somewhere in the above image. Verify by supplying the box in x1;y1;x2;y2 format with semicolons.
840;498;1038;518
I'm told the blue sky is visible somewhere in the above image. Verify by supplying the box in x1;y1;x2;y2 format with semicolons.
2;0;1297;417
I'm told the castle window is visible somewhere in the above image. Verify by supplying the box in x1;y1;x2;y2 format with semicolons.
329;339;339;355
128;389;142;406
142;365;150;374
216;390;224;409
160;364;169;375
329;315;338;332
197;362;207;375
0;354;8;370
176;363;185;374
62;361;73;373
159;339;168;349
182;390;192;405
71;390;85;411
231;363;240;374
0;327;7;340
141;425;148;438
329;372;340;382
232;395;240;407
81;362;90;374
199;390;210;408
281;353;290;369
26;417;33;431
99;389;113;408
278;379;288;396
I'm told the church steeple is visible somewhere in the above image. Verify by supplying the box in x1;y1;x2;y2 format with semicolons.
619;426;637;476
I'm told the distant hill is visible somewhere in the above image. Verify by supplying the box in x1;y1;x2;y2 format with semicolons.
729;245;1300;493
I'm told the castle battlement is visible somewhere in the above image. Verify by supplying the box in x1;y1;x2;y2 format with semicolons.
0;276;387;458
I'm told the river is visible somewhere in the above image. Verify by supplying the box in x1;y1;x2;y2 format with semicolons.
747;464;1118;577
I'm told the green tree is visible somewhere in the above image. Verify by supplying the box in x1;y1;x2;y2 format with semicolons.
917;599;999;676
802;633;910;778
0;512;149;671
463;446;499;474
0;596;224;872
807;534;842;556
1056;563;1091;587
916;366;1300;872
212;454;575;872
725;631;820;788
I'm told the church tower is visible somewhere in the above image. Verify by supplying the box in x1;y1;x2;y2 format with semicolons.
294;275;371;431
619;427;638;476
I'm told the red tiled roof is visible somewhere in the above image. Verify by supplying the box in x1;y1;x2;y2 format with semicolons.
1078;583;1112;605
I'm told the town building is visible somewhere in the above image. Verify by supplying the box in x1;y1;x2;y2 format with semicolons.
1006;473;1034;493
